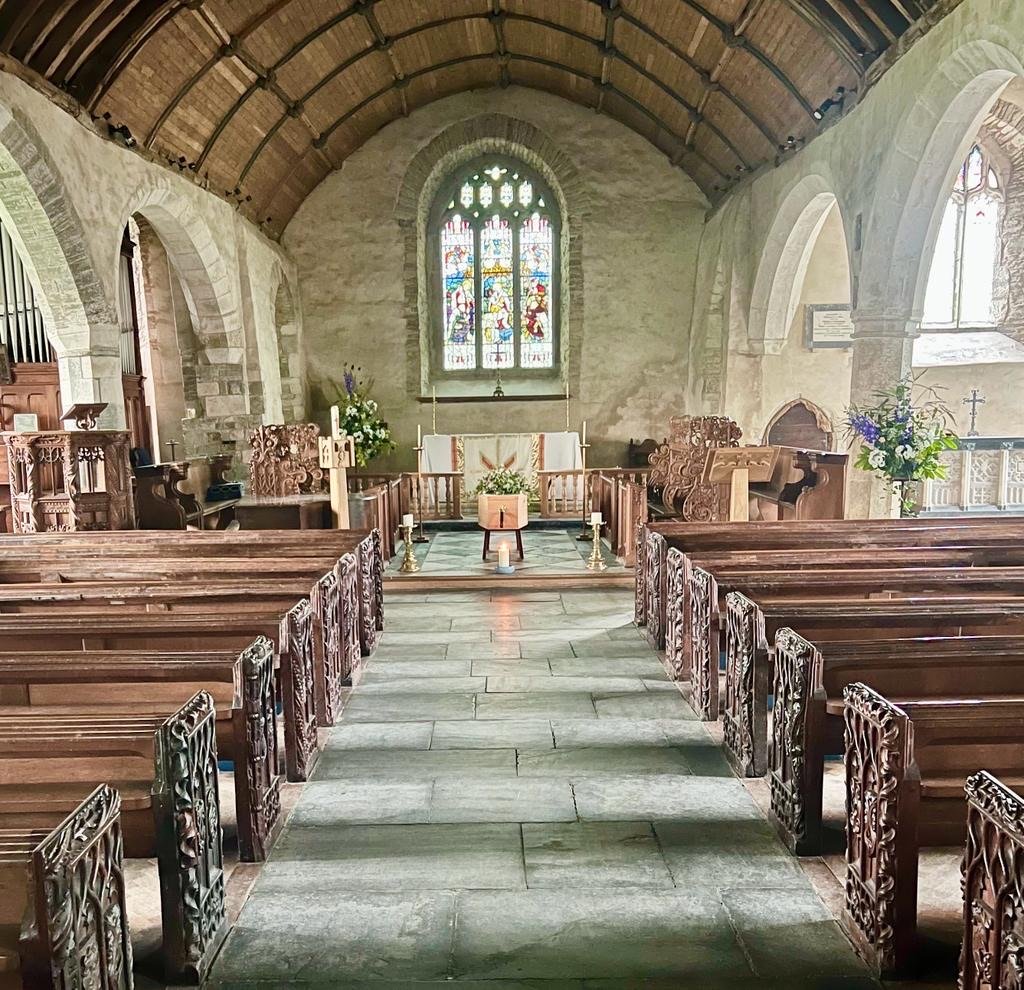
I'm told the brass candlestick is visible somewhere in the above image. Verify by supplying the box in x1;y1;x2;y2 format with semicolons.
413;442;429;543
399;524;421;573
577;440;592;541
585;520;606;571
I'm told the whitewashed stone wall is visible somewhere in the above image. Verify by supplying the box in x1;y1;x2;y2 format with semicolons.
284;89;707;469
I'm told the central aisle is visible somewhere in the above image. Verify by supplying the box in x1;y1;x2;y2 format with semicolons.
210;589;876;988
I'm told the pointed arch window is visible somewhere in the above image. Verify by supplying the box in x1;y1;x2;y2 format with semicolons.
922;144;1003;329
435;158;558;374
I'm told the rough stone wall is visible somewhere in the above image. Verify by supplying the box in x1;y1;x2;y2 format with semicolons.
0;68;299;456
284;89;707;469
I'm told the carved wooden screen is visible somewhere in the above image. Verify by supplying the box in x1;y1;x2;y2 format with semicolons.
647;415;742;520
248;423;326;497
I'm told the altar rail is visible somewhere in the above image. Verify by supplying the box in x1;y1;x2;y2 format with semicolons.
537;469;591;518
348;472;464;522
920;440;1024;514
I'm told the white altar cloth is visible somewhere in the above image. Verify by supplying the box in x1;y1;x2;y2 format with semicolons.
422;431;581;497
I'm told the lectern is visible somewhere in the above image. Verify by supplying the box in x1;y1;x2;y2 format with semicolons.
318;428;356;529
703;446;779;522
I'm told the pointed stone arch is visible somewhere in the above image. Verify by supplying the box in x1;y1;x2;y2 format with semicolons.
762;398;834;450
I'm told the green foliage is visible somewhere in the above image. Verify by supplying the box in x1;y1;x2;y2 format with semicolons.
335;365;396;468
475;468;530;495
844;376;959;514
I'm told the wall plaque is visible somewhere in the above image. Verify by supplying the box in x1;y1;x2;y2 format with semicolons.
805;303;854;349
12;413;39;432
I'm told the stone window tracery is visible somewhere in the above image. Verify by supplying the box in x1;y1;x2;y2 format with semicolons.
922;144;1003;330
433;157;559;375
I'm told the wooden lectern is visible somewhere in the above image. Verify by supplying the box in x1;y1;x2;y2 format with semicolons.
703;446;779;522
318;431;355;529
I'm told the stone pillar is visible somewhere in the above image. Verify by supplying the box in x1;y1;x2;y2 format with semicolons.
56;329;126;430
846;313;917;518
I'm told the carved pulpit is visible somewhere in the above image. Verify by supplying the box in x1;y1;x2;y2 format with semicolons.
647;416;743;521
248;424;326;497
703;446;780;522
1;403;135;532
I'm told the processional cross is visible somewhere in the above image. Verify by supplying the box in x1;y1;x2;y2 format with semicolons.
962;388;986;437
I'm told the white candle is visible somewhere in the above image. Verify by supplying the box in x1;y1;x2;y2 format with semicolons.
581;420;587;446
417;423;421;445
497;543;510;568
402;513;414;528
591;511;603;526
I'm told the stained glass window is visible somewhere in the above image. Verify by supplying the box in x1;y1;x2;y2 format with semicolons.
922;143;1002;330
441;215;476;370
434;158;558;373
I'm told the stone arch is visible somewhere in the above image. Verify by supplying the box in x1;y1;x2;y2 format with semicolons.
395;113;585;397
273;267;305;422
0;100;122;421
762;398;834;450
748;175;847;355
858;41;1024;324
118;176;253;454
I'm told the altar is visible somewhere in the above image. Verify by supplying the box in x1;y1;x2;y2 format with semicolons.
422;431;581;497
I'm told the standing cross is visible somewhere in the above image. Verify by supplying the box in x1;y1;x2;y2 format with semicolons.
962;388;986;437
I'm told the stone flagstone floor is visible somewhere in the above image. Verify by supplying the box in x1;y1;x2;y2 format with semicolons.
209;589;881;989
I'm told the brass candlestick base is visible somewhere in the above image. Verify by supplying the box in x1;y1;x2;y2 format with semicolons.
399;525;421;573
585;522;606;571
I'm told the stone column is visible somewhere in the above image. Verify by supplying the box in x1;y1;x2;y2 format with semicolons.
846;313;917;518
56;326;127;430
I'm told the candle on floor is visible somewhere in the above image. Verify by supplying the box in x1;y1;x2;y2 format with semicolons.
497;542;511;568
591;511;603;526
402;513;414;528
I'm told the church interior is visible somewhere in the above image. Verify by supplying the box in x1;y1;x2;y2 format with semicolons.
1;1;1024;988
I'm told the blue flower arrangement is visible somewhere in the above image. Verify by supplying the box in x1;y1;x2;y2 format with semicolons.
845;377;958;514
337;364;396;468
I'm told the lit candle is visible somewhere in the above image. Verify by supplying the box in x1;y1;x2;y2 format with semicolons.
497;542;511;568
590;511;603;526
402;513;414;528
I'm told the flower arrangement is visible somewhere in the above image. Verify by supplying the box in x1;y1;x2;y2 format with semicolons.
337;365;395;468
475;468;530;496
845;377;958;514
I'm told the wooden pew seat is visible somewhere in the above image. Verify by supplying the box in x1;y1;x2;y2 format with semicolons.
0;694;227;984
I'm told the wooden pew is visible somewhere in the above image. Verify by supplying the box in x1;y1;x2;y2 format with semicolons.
0;694;228;984
639;518;1024;648
680;561;1024;717
0;605;320;783
1;785;133;990
723;593;1024;777
841;686;1024;977
0;639;281;862
0;529;384;657
767;631;1024;854
959;771;1024;990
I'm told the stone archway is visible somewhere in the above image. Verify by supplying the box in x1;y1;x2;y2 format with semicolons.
395;114;585;400
0;101;122;423
762;398;834;450
118;177;257;455
748;175;845;355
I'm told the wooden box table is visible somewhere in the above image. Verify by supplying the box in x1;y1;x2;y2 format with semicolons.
234;494;331;529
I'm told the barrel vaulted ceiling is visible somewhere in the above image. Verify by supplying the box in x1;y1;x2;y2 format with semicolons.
0;0;939;237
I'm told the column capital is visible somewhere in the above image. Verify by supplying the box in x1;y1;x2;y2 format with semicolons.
849;311;920;341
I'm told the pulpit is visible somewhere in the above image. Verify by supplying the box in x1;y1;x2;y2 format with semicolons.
1;403;135;532
248;423;325;497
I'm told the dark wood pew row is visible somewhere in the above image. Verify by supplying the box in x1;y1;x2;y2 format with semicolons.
766;632;1024;854
0;606;321;785
841;686;1024;978
0;785;133;990
639;519;1024;649
0;639;281;862
680;562;1024;719
959;771;1024;990
0;564;361;730
0;529;384;658
722;594;1024;777
0;693;228;984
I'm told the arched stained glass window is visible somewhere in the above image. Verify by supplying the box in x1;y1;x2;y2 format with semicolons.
922;144;1003;329
435;158;558;373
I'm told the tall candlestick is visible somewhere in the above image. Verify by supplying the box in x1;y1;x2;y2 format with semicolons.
564;380;570;430
432;386;437;434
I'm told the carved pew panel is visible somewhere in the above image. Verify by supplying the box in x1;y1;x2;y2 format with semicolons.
9;785;133;990
280;599;319;782
687;565;720;720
